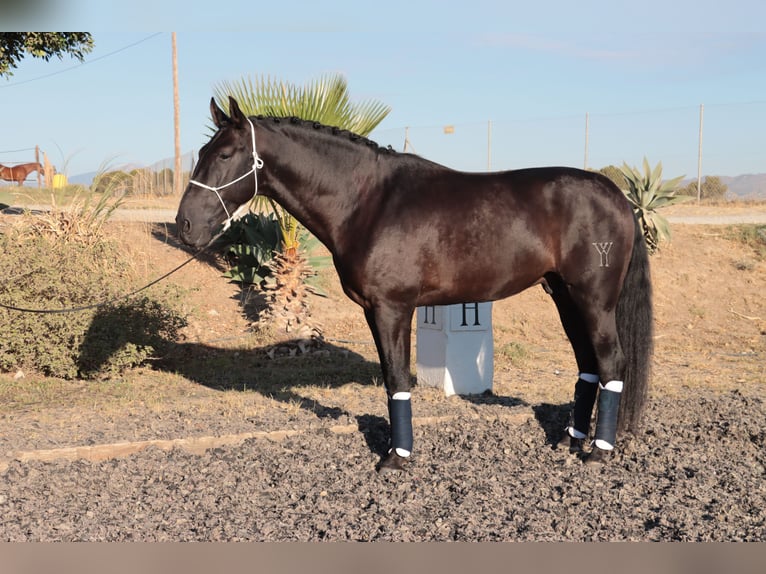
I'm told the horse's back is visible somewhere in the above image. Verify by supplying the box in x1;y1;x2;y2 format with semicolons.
349;163;634;307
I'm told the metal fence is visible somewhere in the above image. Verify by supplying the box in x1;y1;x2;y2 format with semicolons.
370;100;766;183
4;101;763;196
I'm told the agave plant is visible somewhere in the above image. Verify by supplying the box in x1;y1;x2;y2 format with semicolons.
212;73;390;338
620;158;689;253
221;212;281;285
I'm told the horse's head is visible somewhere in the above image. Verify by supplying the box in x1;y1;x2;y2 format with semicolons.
176;96;260;248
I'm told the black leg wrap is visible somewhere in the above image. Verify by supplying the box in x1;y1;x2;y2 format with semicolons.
571;378;599;436
594;388;621;448
388;397;413;454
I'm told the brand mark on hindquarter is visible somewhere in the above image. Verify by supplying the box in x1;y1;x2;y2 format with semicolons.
592;241;614;267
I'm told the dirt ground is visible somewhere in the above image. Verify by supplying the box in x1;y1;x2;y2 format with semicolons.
0;206;764;541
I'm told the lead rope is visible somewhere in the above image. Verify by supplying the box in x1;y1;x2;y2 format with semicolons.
0;118;265;315
0;254;203;314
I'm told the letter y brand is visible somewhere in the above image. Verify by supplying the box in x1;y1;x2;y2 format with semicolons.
592;242;614;267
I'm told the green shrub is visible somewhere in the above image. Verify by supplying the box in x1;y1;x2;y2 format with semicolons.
497;341;529;367
76;299;188;379
90;170;132;196
677;176;729;200
726;224;766;260
0;227;187;379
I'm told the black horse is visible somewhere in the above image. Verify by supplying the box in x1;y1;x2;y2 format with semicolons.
176;97;653;472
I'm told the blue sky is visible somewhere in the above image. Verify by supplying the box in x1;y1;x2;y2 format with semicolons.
2;1;766;178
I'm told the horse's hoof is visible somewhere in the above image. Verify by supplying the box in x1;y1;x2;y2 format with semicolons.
376;451;409;473
557;434;585;454
583;446;612;465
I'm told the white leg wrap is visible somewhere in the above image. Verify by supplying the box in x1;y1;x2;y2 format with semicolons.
579;372;600;384
602;380;623;393
567;427;587;439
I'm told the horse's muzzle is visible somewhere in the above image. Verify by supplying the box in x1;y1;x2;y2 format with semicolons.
175;213;209;248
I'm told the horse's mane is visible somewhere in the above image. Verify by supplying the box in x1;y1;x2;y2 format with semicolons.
253;115;398;156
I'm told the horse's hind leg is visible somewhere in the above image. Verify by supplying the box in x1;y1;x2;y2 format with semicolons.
546;274;600;453
569;291;627;464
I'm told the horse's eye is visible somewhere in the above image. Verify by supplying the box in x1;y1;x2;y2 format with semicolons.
219;152;232;161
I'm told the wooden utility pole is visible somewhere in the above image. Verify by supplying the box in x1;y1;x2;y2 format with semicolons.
172;32;182;196
487;120;492;171
696;103;704;202
584;112;590;170
35;145;41;188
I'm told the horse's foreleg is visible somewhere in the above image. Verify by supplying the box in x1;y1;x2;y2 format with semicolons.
364;305;415;472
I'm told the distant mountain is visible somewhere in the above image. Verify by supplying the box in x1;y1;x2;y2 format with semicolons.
147;151;196;173
68;163;142;185
679;174;766;199
68;152;196;186
719;174;766;199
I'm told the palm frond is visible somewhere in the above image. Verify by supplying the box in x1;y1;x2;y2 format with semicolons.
213;73;391;137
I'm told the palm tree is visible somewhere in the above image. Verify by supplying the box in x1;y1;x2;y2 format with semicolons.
213;73;391;339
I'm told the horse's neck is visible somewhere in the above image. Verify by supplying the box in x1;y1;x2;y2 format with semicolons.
263;131;381;253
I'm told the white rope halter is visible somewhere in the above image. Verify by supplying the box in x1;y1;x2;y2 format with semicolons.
189;116;264;232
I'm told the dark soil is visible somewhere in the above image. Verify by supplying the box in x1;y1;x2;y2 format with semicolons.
1;385;764;541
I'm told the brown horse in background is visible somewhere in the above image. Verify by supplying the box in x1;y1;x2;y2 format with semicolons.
0;162;45;185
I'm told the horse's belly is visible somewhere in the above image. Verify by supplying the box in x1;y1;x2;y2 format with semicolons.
414;259;546;307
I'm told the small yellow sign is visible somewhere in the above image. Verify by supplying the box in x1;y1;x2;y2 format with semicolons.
52;174;68;188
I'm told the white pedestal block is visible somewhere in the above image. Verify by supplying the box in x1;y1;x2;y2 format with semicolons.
415;302;494;396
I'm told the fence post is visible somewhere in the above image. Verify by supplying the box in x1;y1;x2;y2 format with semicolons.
43;153;54;188
35;145;41;188
584;112;590;170
697;103;704;202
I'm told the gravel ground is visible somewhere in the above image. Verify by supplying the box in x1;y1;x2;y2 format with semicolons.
2;386;764;542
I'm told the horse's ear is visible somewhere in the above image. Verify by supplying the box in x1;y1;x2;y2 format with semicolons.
210;97;230;128
227;96;247;127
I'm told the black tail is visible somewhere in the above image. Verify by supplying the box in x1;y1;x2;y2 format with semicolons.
616;217;654;434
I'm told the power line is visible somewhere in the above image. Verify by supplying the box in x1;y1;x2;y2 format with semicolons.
0;33;165;89
0;147;37;154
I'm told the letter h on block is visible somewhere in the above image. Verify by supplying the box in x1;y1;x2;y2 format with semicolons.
416;302;494;396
